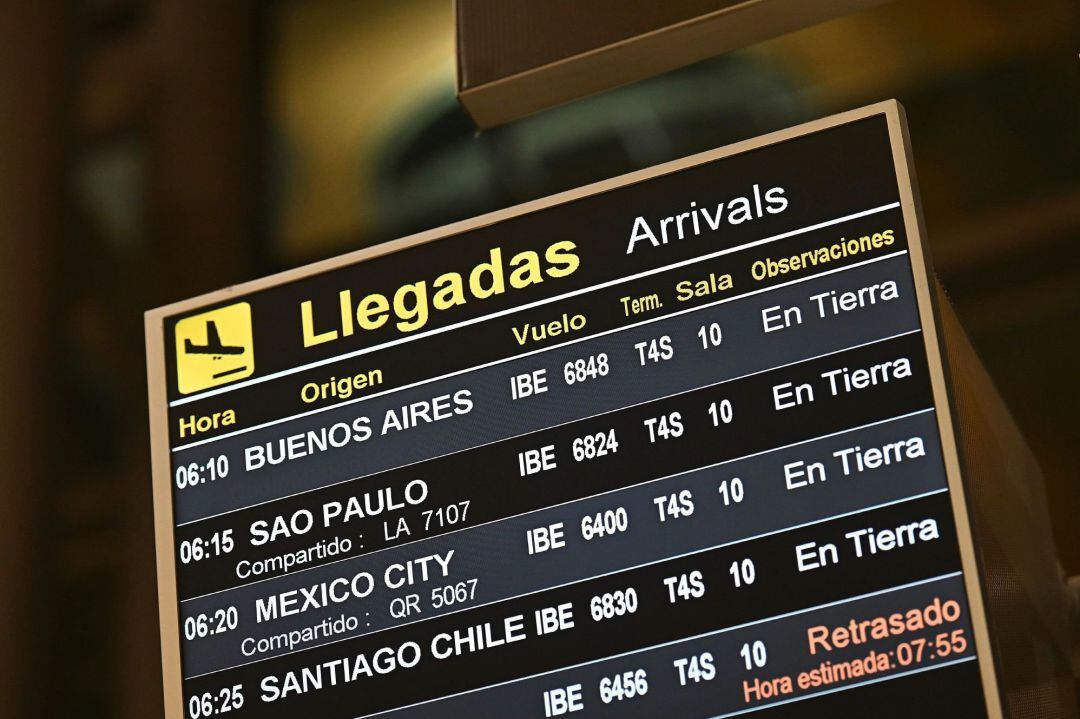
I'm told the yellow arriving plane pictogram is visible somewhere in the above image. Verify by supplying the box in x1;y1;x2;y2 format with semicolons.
174;302;255;394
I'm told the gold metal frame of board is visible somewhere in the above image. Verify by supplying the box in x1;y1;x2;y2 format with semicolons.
145;100;1004;719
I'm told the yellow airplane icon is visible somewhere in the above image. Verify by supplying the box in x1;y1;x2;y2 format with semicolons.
174;302;255;394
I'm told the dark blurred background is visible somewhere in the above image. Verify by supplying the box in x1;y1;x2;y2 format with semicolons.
0;1;1077;717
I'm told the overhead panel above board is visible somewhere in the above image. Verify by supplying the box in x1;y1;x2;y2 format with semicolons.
455;0;890;128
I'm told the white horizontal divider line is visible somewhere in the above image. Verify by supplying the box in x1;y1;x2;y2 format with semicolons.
176;325;922;527
183;491;952;681
350;572;968;719
170;202;902;409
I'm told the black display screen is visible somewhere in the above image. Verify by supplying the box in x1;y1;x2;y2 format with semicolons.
148;107;994;719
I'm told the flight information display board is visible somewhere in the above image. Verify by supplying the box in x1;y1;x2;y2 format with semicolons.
146;102;1003;719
